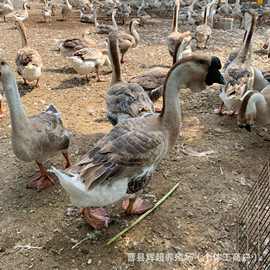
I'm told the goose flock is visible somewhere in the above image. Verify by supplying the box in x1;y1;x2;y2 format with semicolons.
0;0;269;231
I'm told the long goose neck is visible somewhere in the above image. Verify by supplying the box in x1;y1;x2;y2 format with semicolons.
112;10;118;30
237;13;256;63
172;0;180;32
203;6;208;24
108;35;122;85
17;22;28;48
93;9;99;27
129;21;140;46
159;63;189;146
2;67;29;133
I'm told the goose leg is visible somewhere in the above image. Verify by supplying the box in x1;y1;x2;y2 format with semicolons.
95;66;104;82
214;102;224;115
0;101;4;119
35;78;40;88
62;152;71;169
122;197;152;215
23;78;28;85
81;207;110;229
120;53;126;64
27;161;55;191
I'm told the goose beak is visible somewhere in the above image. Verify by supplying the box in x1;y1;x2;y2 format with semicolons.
219;75;226;85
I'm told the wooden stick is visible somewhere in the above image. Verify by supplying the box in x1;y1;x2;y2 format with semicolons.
106;182;180;246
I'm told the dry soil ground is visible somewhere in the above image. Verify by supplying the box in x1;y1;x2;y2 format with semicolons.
0;3;270;270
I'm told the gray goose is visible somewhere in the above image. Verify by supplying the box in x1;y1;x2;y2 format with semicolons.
0;61;71;191
217;10;257;115
106;32;154;125
51;54;225;229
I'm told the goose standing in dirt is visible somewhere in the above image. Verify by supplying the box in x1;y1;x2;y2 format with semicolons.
0;61;71;191
67;47;111;82
195;6;212;49
0;0;14;22
51;52;225;229
60;0;72;20
167;0;191;58
94;7;118;34
11;2;30;22
14;20;43;87
117;18;140;63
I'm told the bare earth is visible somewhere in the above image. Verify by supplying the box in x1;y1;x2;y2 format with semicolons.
0;4;270;270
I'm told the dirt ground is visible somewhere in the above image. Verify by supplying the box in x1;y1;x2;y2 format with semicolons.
0;3;270;270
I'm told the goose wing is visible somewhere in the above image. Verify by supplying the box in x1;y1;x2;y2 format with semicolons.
16;48;42;67
129;66;168;91
73;47;103;61
62;38;88;51
69;118;166;190
29;105;70;153
106;82;154;122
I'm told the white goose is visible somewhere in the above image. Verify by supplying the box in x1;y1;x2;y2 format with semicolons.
67;47;111;82
12;2;30;22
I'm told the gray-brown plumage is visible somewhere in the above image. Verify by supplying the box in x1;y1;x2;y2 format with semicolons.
106;32;154;125
117;19;140;63
94;8;118;35
129;66;168;102
51;54;225;229
224;10;256;85
0;61;70;191
15;20;42;87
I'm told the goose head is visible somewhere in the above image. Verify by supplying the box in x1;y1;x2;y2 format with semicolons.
23;2;30;10
205;56;225;85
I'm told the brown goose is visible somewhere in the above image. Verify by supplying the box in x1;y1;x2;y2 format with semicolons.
51;54;225;229
0;61;71;191
117;18;140;63
15;20;43;87
195;6;212;49
94;7;118;35
167;0;191;58
106;32;154;125
129;65;169;102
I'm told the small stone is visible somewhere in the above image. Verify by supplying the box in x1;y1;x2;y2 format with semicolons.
87;259;92;265
81;248;89;255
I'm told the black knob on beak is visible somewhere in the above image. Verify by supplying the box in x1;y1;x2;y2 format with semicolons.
245;124;252;132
